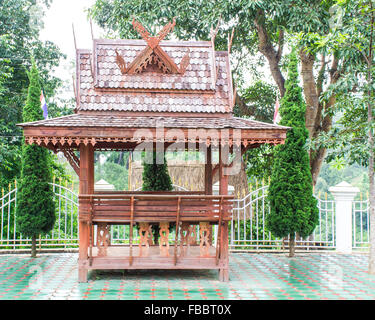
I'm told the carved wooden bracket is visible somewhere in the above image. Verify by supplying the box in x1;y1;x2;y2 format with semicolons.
139;222;151;257
61;148;80;176
199;222;211;257
159;222;170;257
97;223;111;257
115;19;190;75
180;222;197;257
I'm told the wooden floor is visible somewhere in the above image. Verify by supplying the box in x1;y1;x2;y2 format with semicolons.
91;245;216;257
83;245;222;270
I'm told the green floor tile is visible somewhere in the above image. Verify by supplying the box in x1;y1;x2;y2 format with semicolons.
0;253;374;300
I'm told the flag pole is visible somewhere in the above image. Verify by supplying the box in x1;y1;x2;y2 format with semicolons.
273;96;280;125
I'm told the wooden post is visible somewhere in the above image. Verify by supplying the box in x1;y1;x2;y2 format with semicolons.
205;145;214;245
205;145;213;195
78;144;94;282
219;145;229;282
129;196;134;266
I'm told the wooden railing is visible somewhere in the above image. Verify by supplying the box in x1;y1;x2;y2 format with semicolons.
79;193;234;224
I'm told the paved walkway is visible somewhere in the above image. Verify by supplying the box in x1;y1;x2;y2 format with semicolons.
0;253;374;300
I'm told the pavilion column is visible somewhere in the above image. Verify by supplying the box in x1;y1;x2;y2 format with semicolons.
205;145;213;245
205;145;213;195
219;145;229;282
78;144;94;282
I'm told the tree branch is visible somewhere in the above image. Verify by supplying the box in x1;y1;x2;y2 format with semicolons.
254;11;285;97
316;54;326;98
276;29;284;62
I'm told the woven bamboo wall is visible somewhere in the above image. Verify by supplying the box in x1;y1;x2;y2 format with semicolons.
129;160;249;197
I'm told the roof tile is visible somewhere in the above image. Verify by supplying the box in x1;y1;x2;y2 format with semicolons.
20;114;288;131
76;39;233;114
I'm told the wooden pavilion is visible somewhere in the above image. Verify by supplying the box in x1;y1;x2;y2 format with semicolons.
18;20;288;282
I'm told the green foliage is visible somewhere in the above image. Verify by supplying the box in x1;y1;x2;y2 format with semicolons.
316;161;369;199
266;53;318;239
89;0;331;51
142;151;173;240
95;161;128;191
235;80;277;121
16;62;55;238
307;0;375;167
142;152;172;192
0;0;65;190
245;144;275;182
240;81;278;181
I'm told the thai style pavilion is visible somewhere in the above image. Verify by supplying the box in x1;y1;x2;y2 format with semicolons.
19;20;288;282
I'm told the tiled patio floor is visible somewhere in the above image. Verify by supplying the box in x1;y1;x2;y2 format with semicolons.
0;253;374;300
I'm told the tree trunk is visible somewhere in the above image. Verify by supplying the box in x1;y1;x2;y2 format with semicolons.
31;235;37;258
299;50;340;185
300;49;319;138
289;237;295;258
310;148;328;186
254;13;285;97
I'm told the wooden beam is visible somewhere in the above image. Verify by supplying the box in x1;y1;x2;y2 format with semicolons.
174;197;181;265
61;148;80;176
78;144;94;282
219;146;229;195
218;145;229;282
216;196;224;265
129;196;135;266
205;145;213;195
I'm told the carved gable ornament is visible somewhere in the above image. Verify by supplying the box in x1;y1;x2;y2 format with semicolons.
115;18;190;75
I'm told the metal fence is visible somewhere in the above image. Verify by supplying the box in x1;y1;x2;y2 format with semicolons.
229;185;336;251
0;183;370;252
0;183;78;251
353;199;370;249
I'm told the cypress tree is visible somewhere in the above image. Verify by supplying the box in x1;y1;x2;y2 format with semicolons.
17;60;55;257
266;52;319;257
142;151;173;192
142;150;173;243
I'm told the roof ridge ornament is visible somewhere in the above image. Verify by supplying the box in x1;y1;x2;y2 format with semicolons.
115;18;190;75
133;18;176;49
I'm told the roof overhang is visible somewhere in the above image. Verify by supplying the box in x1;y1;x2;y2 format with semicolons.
18;114;288;151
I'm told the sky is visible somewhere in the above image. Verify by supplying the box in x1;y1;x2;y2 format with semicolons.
39;0;104;98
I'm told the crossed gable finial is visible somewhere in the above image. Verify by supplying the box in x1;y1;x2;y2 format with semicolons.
115;18;190;75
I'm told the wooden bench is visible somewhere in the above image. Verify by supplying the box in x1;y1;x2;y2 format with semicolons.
78;192;233;279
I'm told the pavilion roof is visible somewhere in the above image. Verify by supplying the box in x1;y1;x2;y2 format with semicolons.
19;114;285;130
18;19;289;152
77;46;232;114
19;114;287;149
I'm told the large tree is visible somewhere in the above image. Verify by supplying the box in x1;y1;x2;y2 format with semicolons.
308;0;375;274
0;0;65;190
16;61;55;258
266;52;318;257
0;36;15;185
89;0;341;183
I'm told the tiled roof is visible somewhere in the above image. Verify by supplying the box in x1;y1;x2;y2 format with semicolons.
77;40;232;114
93;40;217;91
19;114;286;130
